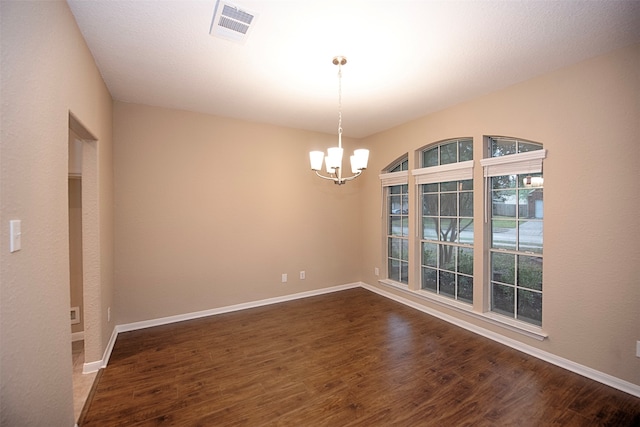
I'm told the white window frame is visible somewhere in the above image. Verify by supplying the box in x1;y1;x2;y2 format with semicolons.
481;139;546;327
379;159;409;286
413;140;474;304
374;138;549;340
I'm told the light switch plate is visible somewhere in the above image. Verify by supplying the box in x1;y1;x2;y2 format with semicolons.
10;220;21;252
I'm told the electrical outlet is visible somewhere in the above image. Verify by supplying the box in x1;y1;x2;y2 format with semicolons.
107;307;111;322
300;271;305;280
282;273;288;283
374;267;379;276
636;341;640;358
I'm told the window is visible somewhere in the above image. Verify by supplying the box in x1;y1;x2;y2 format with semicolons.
482;137;546;326
416;139;473;303
382;158;409;284
377;136;547;335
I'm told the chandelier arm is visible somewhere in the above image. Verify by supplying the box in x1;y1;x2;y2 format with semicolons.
339;171;362;182
314;170;362;184
336;171;361;185
314;171;340;181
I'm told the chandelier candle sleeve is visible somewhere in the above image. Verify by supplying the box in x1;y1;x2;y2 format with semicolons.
351;156;358;174
308;56;370;185
353;149;369;170
325;157;335;174
327;147;344;170
309;151;324;171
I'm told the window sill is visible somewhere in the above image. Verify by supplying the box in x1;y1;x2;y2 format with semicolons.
378;279;409;291
376;280;548;341
415;289;474;312
478;311;547;340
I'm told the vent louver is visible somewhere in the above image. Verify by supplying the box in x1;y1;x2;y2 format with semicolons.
210;1;257;43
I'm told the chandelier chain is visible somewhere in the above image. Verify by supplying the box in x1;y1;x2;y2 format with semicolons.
337;64;343;147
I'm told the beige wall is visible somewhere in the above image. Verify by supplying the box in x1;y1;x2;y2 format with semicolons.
1;3;637;424
359;44;640;386
113;102;362;324
113;45;639;387
0;1;114;425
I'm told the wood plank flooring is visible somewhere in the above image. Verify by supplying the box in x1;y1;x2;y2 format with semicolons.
80;288;640;426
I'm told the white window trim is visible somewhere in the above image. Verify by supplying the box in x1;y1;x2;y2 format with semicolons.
379;170;408;217
414;159;475;304
483;147;546;327
480;149;547;177
377;279;548;341
380;168;409;284
378;278;409;291
379;170;408;187
411;160;474;185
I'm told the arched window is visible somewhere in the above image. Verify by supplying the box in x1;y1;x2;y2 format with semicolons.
415;138;474;303
481;137;546;326
380;157;409;285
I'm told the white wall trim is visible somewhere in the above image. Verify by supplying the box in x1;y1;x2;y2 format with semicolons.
83;283;360;372
378;279;548;341
82;359;102;374
81;281;639;398
71;331;84;342
117;283;360;333
360;281;640;398
83;325;118;374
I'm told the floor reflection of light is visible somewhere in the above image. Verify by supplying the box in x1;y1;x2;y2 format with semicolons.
385;313;413;359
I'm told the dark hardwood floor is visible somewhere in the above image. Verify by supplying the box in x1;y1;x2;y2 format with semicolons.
80;288;640;426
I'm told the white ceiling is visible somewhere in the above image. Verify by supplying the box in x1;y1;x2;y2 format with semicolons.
67;0;640;138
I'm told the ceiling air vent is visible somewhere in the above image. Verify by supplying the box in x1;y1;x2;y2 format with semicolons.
210;0;257;43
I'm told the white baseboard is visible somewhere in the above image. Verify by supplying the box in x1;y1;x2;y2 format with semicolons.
82;324;118;374
71;331;84;342
359;281;640;398
82;359;102;374
84;283;360;372
81;281;640;398
117;283;360;333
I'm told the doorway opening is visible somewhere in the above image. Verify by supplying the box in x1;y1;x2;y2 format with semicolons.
68;114;100;422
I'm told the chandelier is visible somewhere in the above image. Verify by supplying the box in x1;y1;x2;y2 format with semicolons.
309;56;369;185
